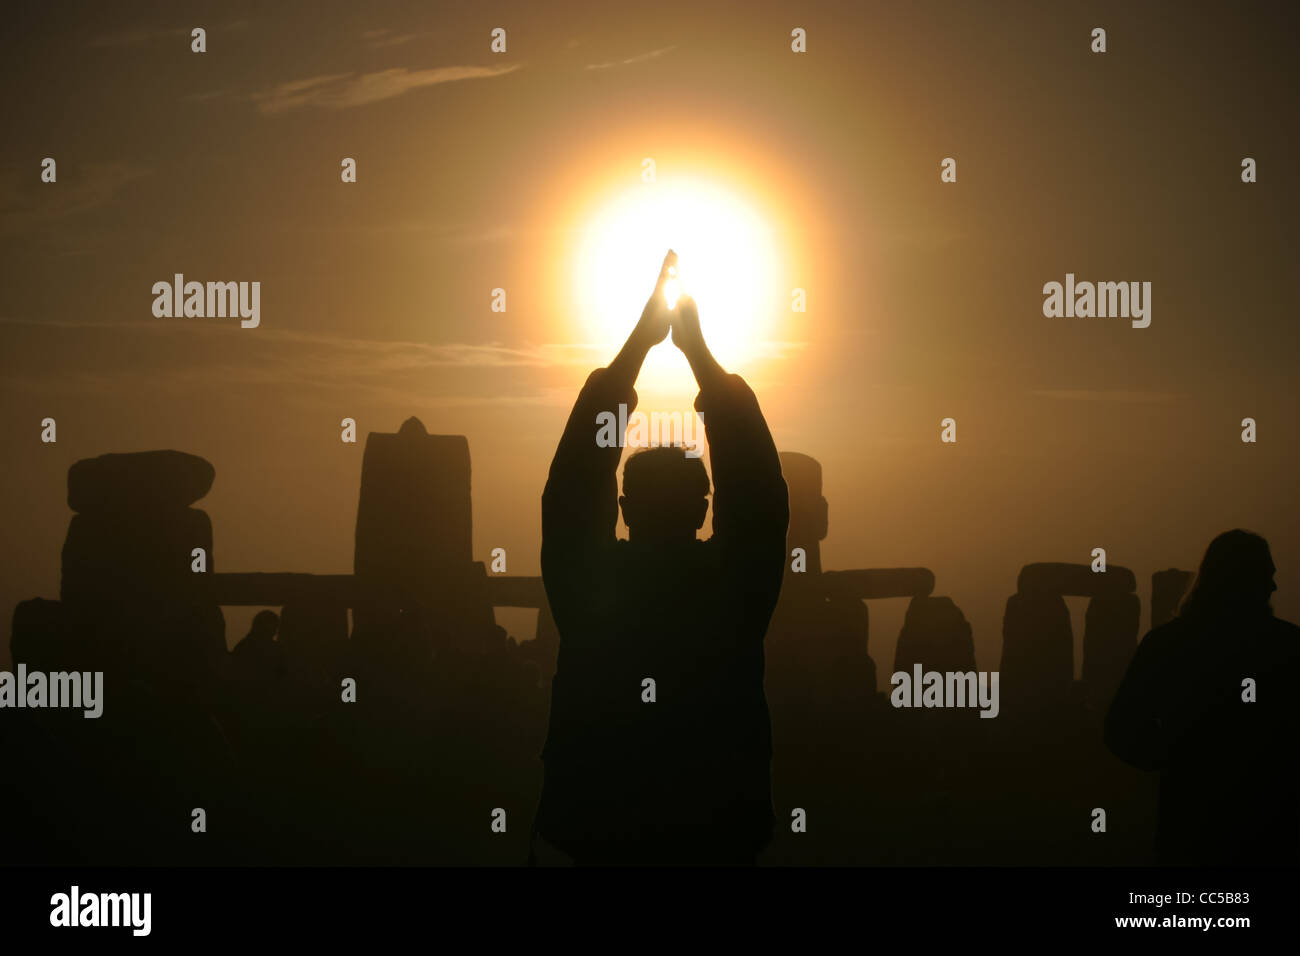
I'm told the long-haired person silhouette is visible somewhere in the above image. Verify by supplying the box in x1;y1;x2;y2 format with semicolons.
532;252;789;865
1106;530;1300;865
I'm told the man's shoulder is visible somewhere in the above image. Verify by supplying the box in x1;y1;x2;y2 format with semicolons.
694;372;753;413
1266;615;1300;653
1135;617;1190;654
1146;617;1189;638
1267;615;1300;636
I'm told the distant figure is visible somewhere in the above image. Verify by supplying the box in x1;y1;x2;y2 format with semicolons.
231;610;284;681
1105;530;1300;865
534;252;789;865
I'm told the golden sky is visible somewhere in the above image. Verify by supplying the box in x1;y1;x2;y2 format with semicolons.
2;0;1297;669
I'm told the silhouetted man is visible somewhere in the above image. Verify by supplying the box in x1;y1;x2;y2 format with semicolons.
534;252;789;865
1105;530;1300;865
231;609;284;682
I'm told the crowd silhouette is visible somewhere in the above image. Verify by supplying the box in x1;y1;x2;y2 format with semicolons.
2;255;1295;867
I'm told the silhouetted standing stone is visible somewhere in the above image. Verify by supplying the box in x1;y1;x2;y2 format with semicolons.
780;452;827;577
31;451;232;866
351;419;504;712
894;596;976;675
824;568;934;599
1150;568;1194;629
59;451;224;685
1018;562;1136;597
767;452;878;702
67;450;214;514
1000;591;1073;714
1082;592;1140;712
354;417;472;593
61;508;212;605
10;598;71;670
764;451;881;864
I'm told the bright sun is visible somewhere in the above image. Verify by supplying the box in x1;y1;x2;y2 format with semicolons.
574;177;784;393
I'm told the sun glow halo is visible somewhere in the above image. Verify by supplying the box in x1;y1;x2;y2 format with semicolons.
574;177;783;392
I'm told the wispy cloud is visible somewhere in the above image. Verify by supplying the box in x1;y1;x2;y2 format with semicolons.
251;64;522;114
343;220;516;245
180;89;231;104
0;162;151;235
89;20;249;49
0;318;599;367
1031;389;1184;403
0;319;802;406
0;319;598;403
361;28;432;49
585;45;676;70
257;329;606;370
0;319;602;407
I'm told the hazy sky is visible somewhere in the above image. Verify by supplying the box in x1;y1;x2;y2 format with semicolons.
2;0;1297;671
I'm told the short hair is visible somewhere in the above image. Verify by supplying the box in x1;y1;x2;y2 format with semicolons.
622;446;710;500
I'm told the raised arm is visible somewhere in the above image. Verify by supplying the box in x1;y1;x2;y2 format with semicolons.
672;297;789;607
607;249;676;390
541;253;678;614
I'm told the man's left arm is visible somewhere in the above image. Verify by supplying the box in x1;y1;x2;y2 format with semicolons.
675;298;789;619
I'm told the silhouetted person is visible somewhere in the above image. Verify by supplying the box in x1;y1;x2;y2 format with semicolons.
231;609;285;681
1105;530;1300;865
534;252;789;865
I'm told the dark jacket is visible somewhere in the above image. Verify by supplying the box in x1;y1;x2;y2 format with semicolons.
1105;610;1300;864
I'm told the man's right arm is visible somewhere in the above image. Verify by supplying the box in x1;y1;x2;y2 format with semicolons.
672;297;789;625
541;366;636;576
541;252;677;623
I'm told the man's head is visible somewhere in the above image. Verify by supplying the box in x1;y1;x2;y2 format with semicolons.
1181;529;1276;618
620;446;710;543
249;609;280;642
